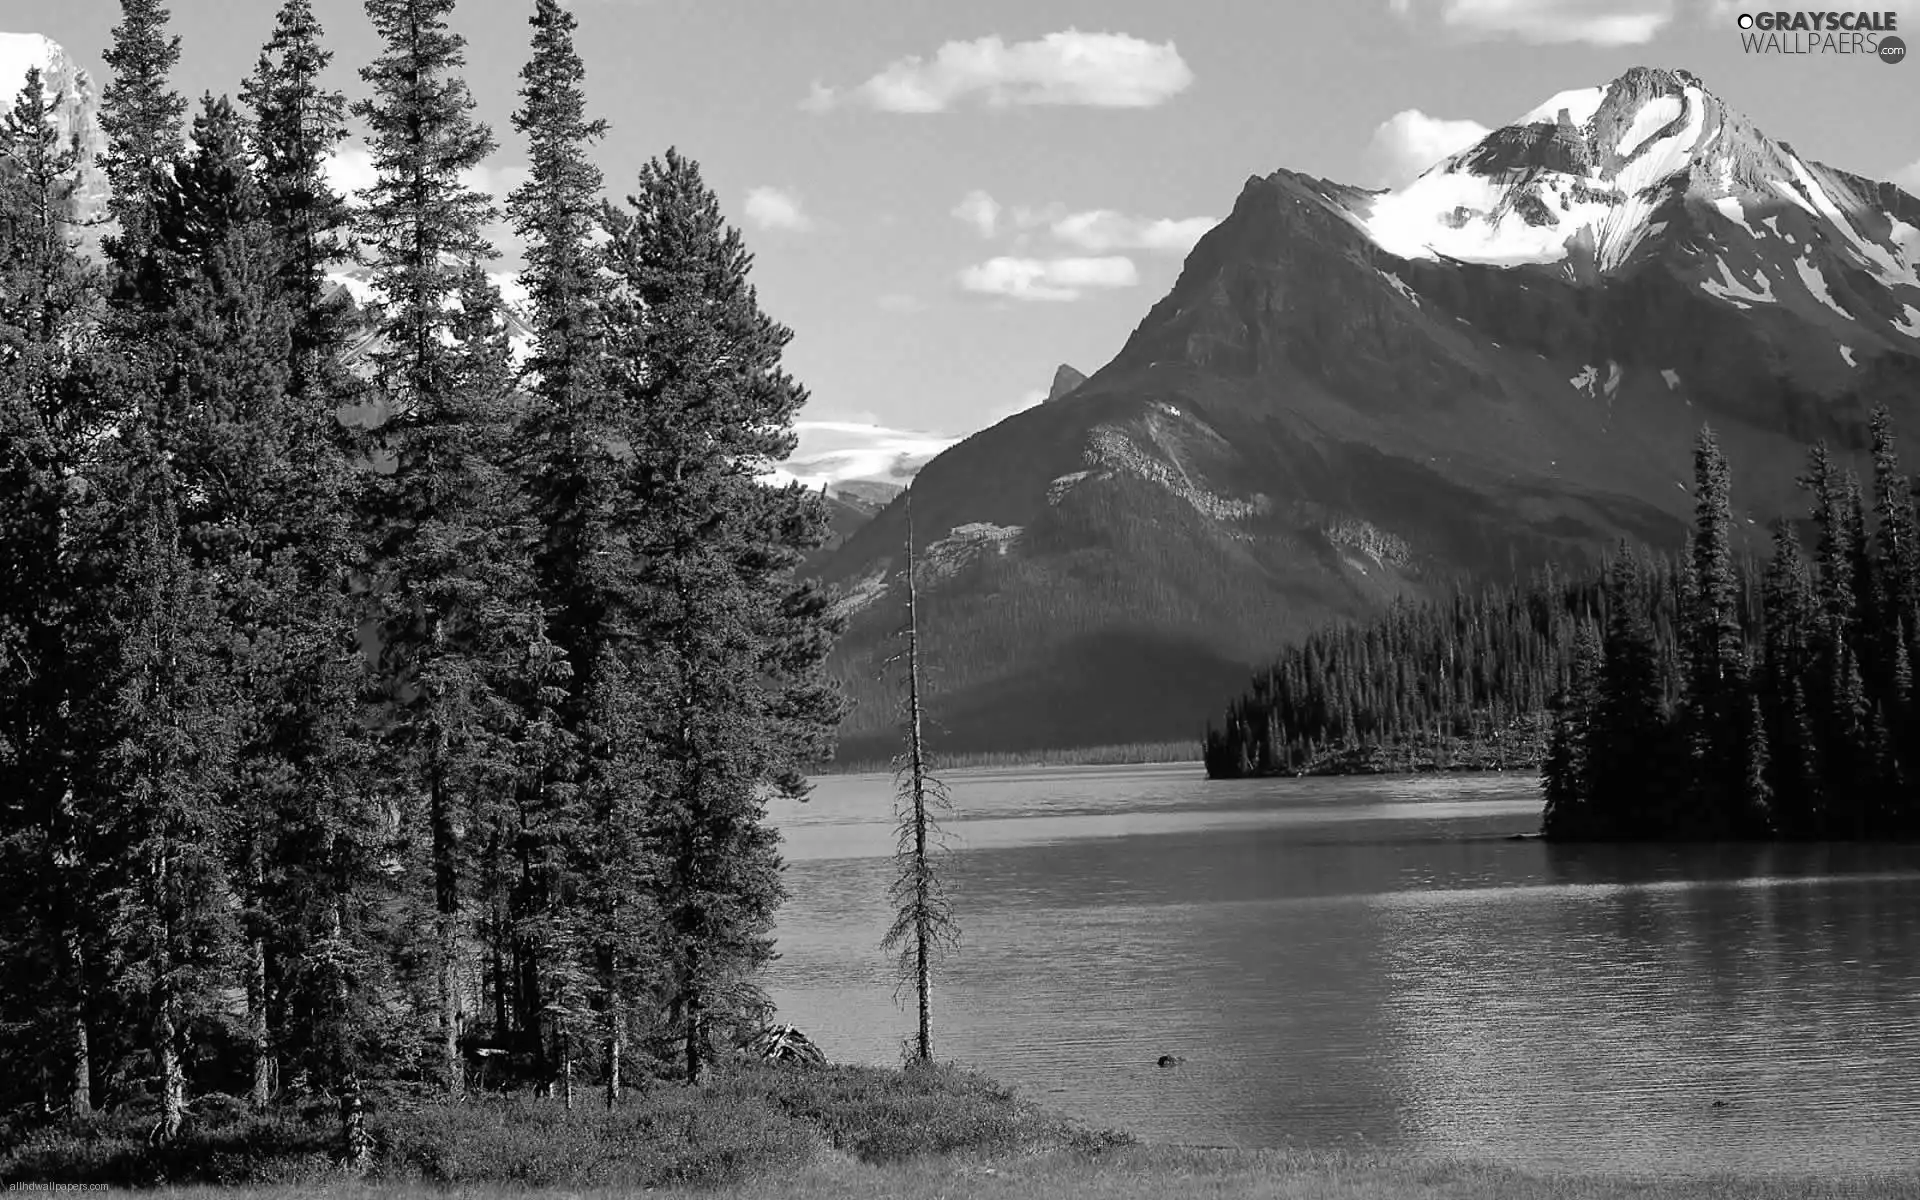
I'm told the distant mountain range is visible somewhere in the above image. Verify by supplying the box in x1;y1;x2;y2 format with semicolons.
812;66;1920;761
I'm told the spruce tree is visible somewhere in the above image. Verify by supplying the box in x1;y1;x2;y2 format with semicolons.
601;148;845;1083
504;0;634;1102
353;0;519;1097
0;66;110;1120
99;0;186;270
1760;521;1821;836
1540;622;1601;839
240;0;353;395
1592;549;1670;838
1681;427;1768;838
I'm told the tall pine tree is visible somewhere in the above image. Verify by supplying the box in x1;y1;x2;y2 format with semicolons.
601;148;845;1083
353;0;524;1098
504;0;629;1103
0;66;111;1121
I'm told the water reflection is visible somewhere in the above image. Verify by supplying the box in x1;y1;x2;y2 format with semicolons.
768;768;1920;1176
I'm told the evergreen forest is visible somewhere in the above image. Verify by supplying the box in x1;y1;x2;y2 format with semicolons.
0;0;845;1161
1203;419;1920;841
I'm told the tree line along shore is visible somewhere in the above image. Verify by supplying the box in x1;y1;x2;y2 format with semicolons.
1205;418;1920;842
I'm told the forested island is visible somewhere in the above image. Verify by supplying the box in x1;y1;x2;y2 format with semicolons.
1203;417;1919;841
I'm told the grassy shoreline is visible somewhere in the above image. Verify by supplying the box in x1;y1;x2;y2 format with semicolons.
7;1061;1909;1198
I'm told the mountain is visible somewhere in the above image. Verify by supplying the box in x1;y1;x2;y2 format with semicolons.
1048;364;1088;402
814;66;1920;761
1;32;111;253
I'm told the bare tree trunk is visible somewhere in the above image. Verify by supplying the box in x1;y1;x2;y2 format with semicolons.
154;847;185;1143
904;495;934;1063
604;1004;623;1110
156;991;185;1142
330;890;372;1171
561;1019;574;1110
53;783;92;1118
684;944;704;1085
248;828;272;1110
429;731;462;1099
60;921;92;1118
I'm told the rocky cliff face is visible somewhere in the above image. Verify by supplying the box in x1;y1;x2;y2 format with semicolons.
1;33;112;254
815;66;1920;758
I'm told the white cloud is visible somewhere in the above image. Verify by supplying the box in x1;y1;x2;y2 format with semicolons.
323;143;532;209
321;144;379;200
1389;0;1673;45
1893;159;1920;195
952;189;1002;238
744;185;814;232
958;255;1139;302
808;29;1193;113
1048;210;1216;254
767;420;960;489
1364;109;1492;186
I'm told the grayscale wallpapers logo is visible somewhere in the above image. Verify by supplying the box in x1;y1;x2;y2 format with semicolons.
1734;10;1905;59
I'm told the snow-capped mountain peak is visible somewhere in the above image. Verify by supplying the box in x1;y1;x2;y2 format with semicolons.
1328;66;1920;347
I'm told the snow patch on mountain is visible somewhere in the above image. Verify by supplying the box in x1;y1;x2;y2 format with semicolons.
1701;258;1774;305
1661;369;1681;390
1603;360;1622;398
1768;178;1819;219
1518;86;1605;127
1839;345;1856;366
1356;79;1709;271
1570;364;1599;394
1712;196;1758;238
1789;157;1920;290
1893;304;1920;337
1377;270;1421;306
1616;94;1681;158
1794;255;1850;319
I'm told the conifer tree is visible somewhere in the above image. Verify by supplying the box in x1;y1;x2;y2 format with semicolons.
99;0;186;270
601;148;845;1083
240;0;353;394
1681;427;1768;839
1760;521;1821;836
353;0;518;1097
0;66;110;1120
1592;550;1669;837
1541;623;1601;838
504;0;634;1102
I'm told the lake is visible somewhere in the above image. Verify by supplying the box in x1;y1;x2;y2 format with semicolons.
765;765;1920;1177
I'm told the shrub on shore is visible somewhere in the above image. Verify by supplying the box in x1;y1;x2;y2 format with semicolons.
0;1061;1132;1189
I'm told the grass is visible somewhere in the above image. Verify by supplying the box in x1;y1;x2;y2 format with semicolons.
76;1146;1920;1199
8;1066;1911;1198
0;1060;1127;1191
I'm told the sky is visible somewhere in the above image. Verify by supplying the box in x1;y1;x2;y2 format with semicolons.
12;0;1920;472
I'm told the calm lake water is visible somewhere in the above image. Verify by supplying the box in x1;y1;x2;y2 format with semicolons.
765;765;1920;1177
